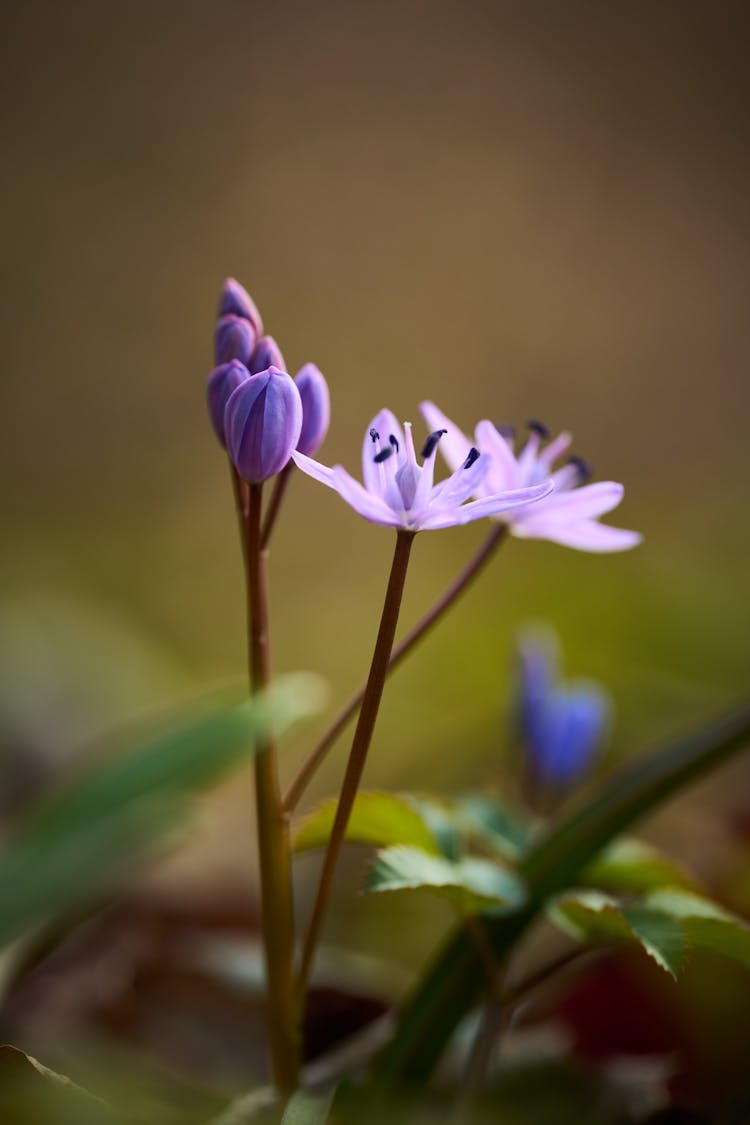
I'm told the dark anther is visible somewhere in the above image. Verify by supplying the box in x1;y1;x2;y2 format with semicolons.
374;446;394;464
495;423;516;442
389;433;400;453
567;454;592;482
420;428;447;459
369;428;380;443
526;419;550;440
463;447;480;470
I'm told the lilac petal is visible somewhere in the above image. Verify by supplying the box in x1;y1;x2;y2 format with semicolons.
218;278;263;337
538;431;573;469
419;401;472;473
215;314;256;366
225;367;302;482
531;686;608;786
362;409;403;498
419;479;553;530
295;363;331;456
523;481;624;523
330;466;401;527
474;420;522;492
431;450;491;508
206;360;249;447
551;463;581;492
250;335;286;375
518;519;642;553
292;449;337;488
516;431;542;481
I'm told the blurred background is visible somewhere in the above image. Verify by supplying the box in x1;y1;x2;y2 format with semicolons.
1;1;749;1119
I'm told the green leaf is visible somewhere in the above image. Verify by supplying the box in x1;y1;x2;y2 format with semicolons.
582;838;697;895
293;791;440;855
549;889;688;976
0;675;322;945
645;889;750;970
367;845;526;914
373;701;750;1088
454;793;536;859
0;1045;119;1124
281;1087;336;1125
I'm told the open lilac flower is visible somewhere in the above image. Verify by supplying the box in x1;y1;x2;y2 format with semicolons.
517;628;609;790
292;408;553;531
421;404;641;552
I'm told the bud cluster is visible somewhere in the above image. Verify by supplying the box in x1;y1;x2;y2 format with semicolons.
206;278;329;483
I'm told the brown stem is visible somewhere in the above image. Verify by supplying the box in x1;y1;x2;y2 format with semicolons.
245;483;299;1095
297;530;416;993
261;461;294;550
283;523;507;812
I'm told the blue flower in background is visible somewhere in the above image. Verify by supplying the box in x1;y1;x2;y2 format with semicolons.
517;628;609;793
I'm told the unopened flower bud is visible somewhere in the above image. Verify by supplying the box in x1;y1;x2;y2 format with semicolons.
215;314;256;366
217;278;263;338
249;335;286;375
295;363;330;456
225;366;303;483
207;360;249;447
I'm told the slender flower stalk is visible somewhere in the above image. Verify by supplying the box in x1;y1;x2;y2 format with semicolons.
297;530;416;993
283;524;508;812
244;484;299;1094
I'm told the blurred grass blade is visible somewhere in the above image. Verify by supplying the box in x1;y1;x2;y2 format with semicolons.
372;700;750;1088
281;1087;336;1124
0;674;323;945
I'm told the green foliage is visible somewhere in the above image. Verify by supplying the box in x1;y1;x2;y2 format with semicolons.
367;845;526;914
293;791;440;855
372;702;750;1087
0;675;322;946
281;1087;336;1125
549;886;750;978
580;837;696;895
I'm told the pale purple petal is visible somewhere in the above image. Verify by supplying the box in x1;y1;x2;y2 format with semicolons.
419;401;472;473
517;519;643;552
292;449;337;488
538;431;573;468
430;450;491;507
419;479;554;530
362;409;403;498
331;466;401;527
474;420;522;492
516;431;541;481
522;481;624;524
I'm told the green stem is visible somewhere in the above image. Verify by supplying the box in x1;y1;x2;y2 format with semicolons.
297;530;416;992
283;524;507;812
245;483;299;1095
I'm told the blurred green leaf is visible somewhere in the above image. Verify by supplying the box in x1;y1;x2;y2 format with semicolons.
454;793;536;859
368;845;526;913
281;1087;336;1125
0;674;322;945
293;791;440;855
581;838;697;895
549;889;688;976
646;888;750;969
0;1045;119;1125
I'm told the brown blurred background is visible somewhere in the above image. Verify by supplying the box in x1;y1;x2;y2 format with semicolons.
1;0;749;950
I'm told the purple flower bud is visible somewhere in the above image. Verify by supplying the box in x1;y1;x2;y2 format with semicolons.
294;363;330;456
249;334;286;375
207;360;250;448
225;366;303;483
217;278;263;338
215;314;256;366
